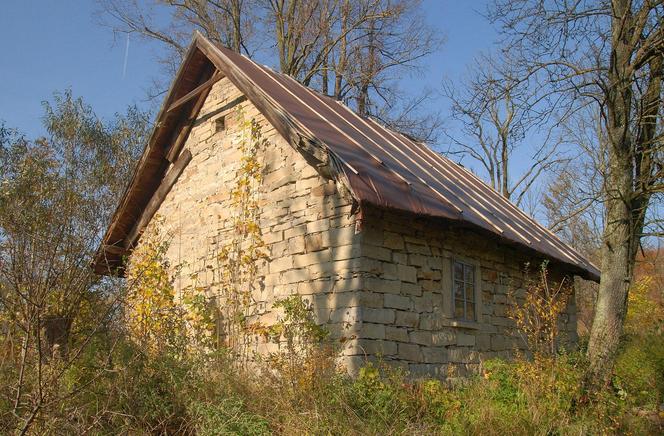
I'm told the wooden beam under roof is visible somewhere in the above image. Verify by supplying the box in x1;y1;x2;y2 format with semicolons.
165;68;219;163
166;71;223;114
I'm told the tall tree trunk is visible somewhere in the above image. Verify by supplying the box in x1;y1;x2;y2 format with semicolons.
590;51;664;388
586;178;635;389
585;0;637;389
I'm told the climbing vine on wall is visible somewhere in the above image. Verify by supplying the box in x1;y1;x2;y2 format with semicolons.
214;110;269;360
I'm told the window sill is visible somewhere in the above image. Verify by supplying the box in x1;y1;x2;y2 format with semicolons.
440;319;482;330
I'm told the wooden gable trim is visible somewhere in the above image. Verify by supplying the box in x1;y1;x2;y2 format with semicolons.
124;149;193;249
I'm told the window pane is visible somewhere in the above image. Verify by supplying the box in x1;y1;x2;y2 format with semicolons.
466;302;475;321
464;264;474;283
465;283;474;302
455;300;465;318
454;280;464;299
454;262;463;281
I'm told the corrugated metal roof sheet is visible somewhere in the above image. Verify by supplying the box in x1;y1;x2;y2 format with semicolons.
93;33;600;281
206;41;599;281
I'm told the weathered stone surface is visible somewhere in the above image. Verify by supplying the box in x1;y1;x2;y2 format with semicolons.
422;347;447;363
360;323;386;339
305;233;325;252
457;333;476;347
383;231;404;250
395;310;419;328
344;339;397;356
362;308;396;324
398;343;422;361
384;294;411;310
385;326;409;342
135;75;579;382
397;264;418;284
431;331;456;346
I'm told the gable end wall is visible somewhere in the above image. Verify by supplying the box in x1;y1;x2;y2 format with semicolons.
136;77;363;357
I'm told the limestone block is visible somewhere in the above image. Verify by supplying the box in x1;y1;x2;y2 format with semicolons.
295;177;321;191
282;268;308;283
385;326;409;342
490;334;511;351
447;347;480;364
297;279;334;295
378;263;398;280
401;282;423;297
331;244;361;260
383;231;404;250
422;346;447;364
269;256;292;273
360;323;386;339
409;330;433;346
385;294;411;310
420;280;438;292
412;293;433;312
398;342;422;361
419;269;442;280
343;339;397;356
329;306;361;324
395;310;419;328
322;227;357;246
364;278;400;294
457;333;476;347
431;330;456;346
409;363;448;377
408;254;427;267
362;308;396;324
364;244;392;262
284;225;306;239
357;291;383;308
304;233;325;252
475;334;491;351
405;242;431;255
306;219;330;233
397;264;418;284
293;250;332;268
311;182;337;197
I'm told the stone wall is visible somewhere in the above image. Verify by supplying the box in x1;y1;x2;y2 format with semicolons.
134;76;578;378
349;206;578;377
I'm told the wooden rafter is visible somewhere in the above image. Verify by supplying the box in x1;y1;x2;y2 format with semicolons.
165;73;218;163
166;71;223;114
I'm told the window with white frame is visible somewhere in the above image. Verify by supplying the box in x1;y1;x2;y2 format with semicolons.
453;260;476;321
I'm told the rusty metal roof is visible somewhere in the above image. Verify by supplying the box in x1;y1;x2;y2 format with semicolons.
94;33;600;281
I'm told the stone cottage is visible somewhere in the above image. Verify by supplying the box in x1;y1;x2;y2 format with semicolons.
93;33;600;377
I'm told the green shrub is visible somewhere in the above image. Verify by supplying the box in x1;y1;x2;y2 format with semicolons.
615;332;664;407
188;398;270;435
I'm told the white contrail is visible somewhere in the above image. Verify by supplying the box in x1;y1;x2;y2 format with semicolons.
122;34;130;79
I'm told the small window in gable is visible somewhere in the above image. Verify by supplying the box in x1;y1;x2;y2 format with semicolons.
215;116;226;133
453;260;476;321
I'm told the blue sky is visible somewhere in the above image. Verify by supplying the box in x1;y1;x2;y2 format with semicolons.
0;1;497;139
